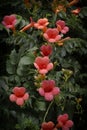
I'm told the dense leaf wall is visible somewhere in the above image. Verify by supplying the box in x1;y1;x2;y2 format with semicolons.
0;0;87;130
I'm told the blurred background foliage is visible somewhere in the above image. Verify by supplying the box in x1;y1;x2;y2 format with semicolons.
0;0;87;130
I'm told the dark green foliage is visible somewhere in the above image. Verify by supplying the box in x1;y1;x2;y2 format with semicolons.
0;0;87;130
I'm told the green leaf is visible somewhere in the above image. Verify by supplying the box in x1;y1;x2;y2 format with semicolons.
16;14;29;29
57;11;66;19
19;56;33;65
0;24;4;30
79;7;87;18
0;77;9;91
10;49;18;65
27;47;38;53
6;60;16;74
35;100;46;111
19;52;35;66
17;66;24;76
0;24;10;34
15;15;23;26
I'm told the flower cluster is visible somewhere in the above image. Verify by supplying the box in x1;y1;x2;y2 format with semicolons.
3;15;70;103
34;18;69;43
2;16;69;44
32;18;70;102
41;113;73;130
2;14;74;130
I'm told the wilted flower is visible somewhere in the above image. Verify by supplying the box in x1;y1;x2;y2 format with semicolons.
56;20;69;34
2;14;17;30
56;113;74;130
9;86;29;106
43;28;61;43
40;44;52;56
34;56;53;74
38;80;60;101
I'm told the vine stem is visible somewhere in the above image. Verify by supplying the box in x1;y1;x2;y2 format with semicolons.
43;100;54;122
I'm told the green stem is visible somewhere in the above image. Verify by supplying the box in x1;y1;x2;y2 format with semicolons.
43;100;54;122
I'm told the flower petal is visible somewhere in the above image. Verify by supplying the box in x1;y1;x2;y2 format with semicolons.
45;93;53;101
65;120;74;128
62;126;69;130
16;98;24;106
34;63;39;69
38;88;45;96
23;93;29;100
47;63;53;71
52;87;60;95
61;27;69;34
57;114;69;122
9;94;17;102
48;39;56;43
43;33;49;40
55;35;61;41
13;87;26;97
39;69;48;74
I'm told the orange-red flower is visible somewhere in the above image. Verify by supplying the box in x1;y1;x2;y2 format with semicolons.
55;5;66;14
56;20;69;34
67;0;79;7
34;56;53;74
2;14;17;30
41;121;57;130
38;80;60;101
57;113;74;130
9;86;29;106
43;28;61;43
20;17;34;32
40;44;52;56
34;18;49;30
71;8;81;15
